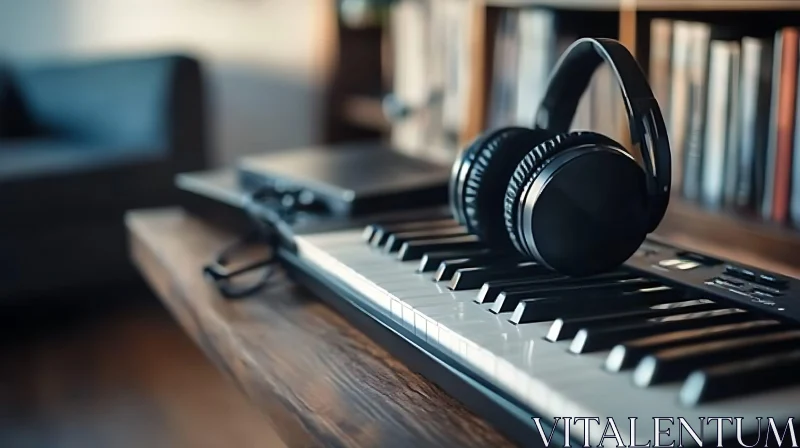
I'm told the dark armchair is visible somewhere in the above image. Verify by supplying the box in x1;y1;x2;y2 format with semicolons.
0;53;209;300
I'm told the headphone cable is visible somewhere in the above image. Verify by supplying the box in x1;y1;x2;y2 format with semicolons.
202;186;294;299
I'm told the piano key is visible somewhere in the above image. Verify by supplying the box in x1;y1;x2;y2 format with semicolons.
401;290;479;306
434;258;472;281
370;219;460;247
362;224;379;241
370;228;391;248
545;299;718;342
476;275;564;303
297;229;800;444
363;215;452;238
305;229;370;249
362;221;429;243
418;249;492;273
449;263;552;291
474;270;634;304
633;330;800;387
509;286;680;324
491;277;662;314
680;349;800;406
398;235;483;261
434;254;523;282
371;218;457;235
604;319;783;373
570;308;752;354
294;228;800;441
384;227;469;253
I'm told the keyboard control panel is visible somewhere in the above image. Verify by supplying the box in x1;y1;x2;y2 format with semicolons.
627;244;799;323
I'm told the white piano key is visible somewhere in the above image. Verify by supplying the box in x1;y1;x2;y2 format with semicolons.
402;292;477;306
301;229;365;247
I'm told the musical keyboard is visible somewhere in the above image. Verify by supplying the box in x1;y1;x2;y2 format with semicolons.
277;211;800;447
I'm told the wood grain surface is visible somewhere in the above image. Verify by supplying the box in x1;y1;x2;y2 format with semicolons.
126;208;513;448
0;295;285;448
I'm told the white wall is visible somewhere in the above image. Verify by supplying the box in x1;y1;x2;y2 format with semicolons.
0;0;333;165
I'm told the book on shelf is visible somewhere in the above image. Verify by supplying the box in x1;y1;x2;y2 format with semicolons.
389;2;623;165
487;8;520;128
737;36;773;211
769;27;799;224
650;18;800;228
486;7;620;138
701;39;739;209
389;0;474;164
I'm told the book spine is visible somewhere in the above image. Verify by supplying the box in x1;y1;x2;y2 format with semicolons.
701;41;735;208
441;0;470;138
752;37;775;212
790;37;800;225
514;9;555;126
762;31;786;219
650;19;674;130
682;22;712;201
668;21;695;196
771;27;798;223
723;42;742;207
736;37;762;208
488;10;517;128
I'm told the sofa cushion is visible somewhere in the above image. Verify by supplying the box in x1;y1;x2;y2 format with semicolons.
0;139;177;227
12;56;178;148
0;139;163;181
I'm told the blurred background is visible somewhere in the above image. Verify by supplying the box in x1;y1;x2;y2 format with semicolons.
0;0;332;166
2;0;800;447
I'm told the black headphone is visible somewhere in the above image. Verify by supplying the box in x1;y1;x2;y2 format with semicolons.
448;37;671;277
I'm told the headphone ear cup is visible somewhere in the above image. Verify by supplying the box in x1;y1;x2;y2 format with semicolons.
459;127;552;246
449;131;489;226
504;131;626;257
449;128;517;226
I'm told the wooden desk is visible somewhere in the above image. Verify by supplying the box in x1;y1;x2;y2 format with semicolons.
126;208;513;448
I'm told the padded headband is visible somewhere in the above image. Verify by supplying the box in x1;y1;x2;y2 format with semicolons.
533;37;671;233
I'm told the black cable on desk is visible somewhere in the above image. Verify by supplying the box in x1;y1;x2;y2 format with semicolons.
202;186;301;300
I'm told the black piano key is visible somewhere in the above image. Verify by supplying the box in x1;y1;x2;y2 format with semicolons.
362;224;379;241
545;298;718;342
434;258;472;281
384;227;469;253
475;270;632;304
417;249;492;273
449;263;553;291
605;319;783;372
369;219;459;247
491;277;661;314
510;286;680;324
434;253;522;282
398;235;483;261
570;308;753;354
680;349;800;406
633;330;800;387
475;275;565;304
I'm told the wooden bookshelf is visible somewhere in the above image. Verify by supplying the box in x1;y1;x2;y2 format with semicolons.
340;94;391;132
657;197;800;276
473;0;800;271
316;0;800;271
626;6;800;270
320;3;391;143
